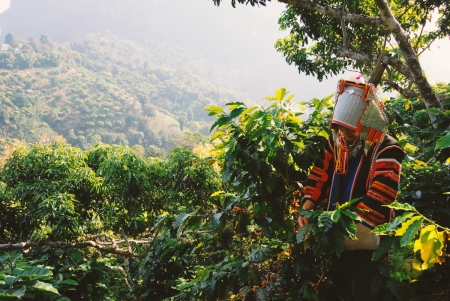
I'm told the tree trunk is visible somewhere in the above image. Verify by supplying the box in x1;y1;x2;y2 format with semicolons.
279;0;443;123
374;0;443;119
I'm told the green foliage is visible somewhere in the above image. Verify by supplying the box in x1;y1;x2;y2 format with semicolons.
1;141;101;241
0;251;59;299
0;139;224;300
373;202;450;284
213;0;450;97
374;83;450;297
387;83;450;161
208;88;332;239
171;89;357;300
1;84;450;300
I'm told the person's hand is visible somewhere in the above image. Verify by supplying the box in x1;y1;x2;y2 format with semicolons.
298;200;316;228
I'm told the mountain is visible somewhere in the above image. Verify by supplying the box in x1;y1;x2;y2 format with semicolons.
0;0;339;101
0;33;243;150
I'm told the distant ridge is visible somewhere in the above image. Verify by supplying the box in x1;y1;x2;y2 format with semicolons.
0;33;243;151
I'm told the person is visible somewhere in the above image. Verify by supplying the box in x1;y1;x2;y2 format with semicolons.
297;76;405;300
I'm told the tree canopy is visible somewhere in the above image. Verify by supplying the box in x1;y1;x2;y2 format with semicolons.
212;0;449;120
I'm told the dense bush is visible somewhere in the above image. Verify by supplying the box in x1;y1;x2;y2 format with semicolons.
0;86;450;300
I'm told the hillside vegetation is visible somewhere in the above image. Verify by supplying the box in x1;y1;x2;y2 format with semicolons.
0;33;243;151
1;86;450;300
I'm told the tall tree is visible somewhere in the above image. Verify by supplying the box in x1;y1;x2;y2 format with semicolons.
212;0;449;120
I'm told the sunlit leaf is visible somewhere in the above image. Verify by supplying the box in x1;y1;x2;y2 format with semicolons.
395;215;422;237
414;224;445;269
385;201;417;212
275;88;287;101
340;209;362;222
225;101;245;108
372;223;391;235
330;210;341;223
435;132;450;150
204;105;224;115
340;219;357;238
31;280;59;295
397;216;422;246
210;131;226;142
336;197;360;209
241;105;259;116
404;100;411;111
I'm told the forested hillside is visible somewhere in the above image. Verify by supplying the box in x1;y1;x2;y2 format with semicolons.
0;33;243;152
0;0;322;103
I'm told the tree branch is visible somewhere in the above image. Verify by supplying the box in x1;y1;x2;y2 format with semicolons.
386;81;447;101
0;237;156;258
277;0;443;117
341;0;348;51
278;0;384;26
108;266;135;294
386;82;421;98
374;0;443;121
334;49;414;80
417;29;443;57
414;9;428;53
121;229;133;253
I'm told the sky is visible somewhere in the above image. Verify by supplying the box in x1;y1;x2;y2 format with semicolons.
0;0;8;14
420;33;450;85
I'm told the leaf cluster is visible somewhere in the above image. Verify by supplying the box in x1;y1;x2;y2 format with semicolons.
0;251;61;299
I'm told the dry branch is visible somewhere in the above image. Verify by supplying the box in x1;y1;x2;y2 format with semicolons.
279;0;384;26
0;240;149;257
0;226;163;258
334;50;414;80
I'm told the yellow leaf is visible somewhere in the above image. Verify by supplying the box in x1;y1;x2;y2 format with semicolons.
287;115;303;124
211;191;224;197
413;225;445;270
413;225;435;252
405;100;411;110
241;106;259;116
403;258;423;280
275;88;287;101
210;131;226;142
293;141;305;149
395;215;422;237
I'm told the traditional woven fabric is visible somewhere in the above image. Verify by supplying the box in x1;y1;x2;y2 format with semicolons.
302;135;405;228
302;78;404;228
